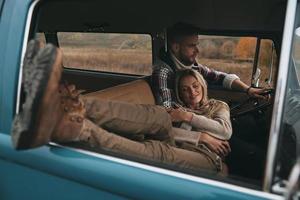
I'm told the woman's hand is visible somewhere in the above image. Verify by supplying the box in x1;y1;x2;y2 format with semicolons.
200;133;231;157
167;108;193;122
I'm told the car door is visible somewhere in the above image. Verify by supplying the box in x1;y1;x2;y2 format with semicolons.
0;0;296;199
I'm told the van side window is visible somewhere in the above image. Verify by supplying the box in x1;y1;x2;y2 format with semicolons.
57;32;152;75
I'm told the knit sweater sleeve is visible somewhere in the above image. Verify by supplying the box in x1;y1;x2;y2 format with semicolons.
189;103;232;140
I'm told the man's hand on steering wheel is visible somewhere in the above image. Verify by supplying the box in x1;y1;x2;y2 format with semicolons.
247;87;272;100
232;79;273;100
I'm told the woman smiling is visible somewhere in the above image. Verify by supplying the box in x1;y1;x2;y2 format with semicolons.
169;69;232;157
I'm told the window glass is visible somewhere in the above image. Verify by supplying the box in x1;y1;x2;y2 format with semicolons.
197;36;256;85
57;32;152;75
257;39;277;88
197;36;277;87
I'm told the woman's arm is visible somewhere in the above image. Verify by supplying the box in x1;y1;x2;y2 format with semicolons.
199;132;231;157
171;127;231;157
189;106;232;140
168;104;232;140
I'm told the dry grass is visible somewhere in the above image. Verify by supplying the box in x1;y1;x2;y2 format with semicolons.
61;47;152;75
198;58;276;87
60;39;278;87
198;58;253;84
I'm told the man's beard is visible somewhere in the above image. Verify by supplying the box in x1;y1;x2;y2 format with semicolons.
179;55;195;66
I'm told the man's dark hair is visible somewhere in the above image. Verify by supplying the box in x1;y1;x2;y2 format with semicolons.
167;22;199;44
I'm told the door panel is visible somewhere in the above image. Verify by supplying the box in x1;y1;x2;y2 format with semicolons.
0;133;277;200
0;160;121;200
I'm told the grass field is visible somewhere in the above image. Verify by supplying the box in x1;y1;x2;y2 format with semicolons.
61;46;276;87
57;33;278;88
198;58;276;87
62;47;152;75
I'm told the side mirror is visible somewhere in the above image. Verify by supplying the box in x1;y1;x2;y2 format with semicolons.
285;159;300;200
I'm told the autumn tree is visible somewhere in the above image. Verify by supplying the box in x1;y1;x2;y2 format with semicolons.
235;37;256;61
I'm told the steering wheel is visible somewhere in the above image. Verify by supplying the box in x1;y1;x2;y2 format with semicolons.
230;90;274;118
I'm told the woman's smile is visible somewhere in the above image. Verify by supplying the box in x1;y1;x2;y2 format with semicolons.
180;75;203;109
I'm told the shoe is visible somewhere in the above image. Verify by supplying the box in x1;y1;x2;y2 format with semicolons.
22;40;41;93
12;41;88;149
51;83;86;142
12;41;64;149
58;83;86;117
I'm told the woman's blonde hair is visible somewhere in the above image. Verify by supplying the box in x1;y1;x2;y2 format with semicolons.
176;69;228;117
175;69;208;107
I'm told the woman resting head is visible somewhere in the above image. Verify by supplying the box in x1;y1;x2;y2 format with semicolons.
176;68;208;110
168;69;233;156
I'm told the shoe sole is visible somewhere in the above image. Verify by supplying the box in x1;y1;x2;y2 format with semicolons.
12;42;62;150
22;40;41;92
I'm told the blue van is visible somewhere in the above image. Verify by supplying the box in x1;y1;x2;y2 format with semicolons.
0;0;300;199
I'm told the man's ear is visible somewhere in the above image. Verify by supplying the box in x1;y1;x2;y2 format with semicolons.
170;43;180;54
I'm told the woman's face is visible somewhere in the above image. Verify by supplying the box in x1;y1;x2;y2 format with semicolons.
179;75;203;108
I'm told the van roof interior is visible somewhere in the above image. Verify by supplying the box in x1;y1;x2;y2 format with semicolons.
37;0;287;40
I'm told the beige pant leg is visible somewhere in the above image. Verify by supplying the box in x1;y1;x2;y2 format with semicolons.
81;119;217;173
82;97;174;144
